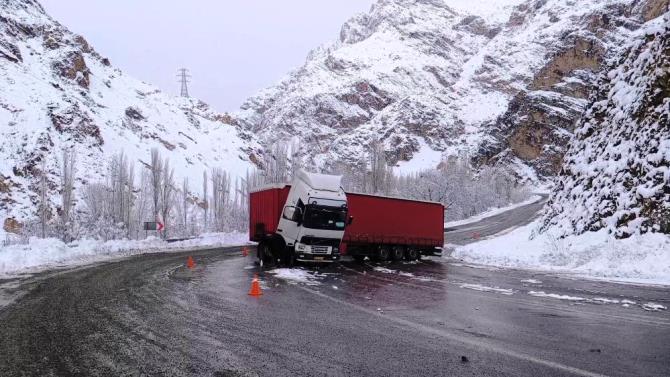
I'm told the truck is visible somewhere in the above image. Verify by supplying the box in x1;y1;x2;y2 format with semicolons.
249;170;444;266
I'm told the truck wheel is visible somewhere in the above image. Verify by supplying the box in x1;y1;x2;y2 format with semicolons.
405;247;419;261
391;246;405;261
377;246;391;262
258;241;274;267
285;248;296;267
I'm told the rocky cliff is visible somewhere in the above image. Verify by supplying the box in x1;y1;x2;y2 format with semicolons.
237;0;667;179
543;13;669;238
0;0;262;225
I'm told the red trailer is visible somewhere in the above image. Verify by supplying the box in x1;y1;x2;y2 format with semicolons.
342;193;444;261
249;184;444;264
249;185;290;242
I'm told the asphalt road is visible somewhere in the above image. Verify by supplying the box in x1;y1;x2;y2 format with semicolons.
444;194;549;245
1;198;669;376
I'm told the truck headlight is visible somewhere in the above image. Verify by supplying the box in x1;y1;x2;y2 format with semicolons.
296;243;307;251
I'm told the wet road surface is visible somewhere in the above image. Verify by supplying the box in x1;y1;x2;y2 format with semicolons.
444;194;549;245
1;197;669;376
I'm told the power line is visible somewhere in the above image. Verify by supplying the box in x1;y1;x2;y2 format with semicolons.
177;68;191;98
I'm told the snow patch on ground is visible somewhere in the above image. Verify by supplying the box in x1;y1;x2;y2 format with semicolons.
444;195;542;228
0;232;251;278
459;283;514;295
520;279;542;284
267;268;323;286
642;303;667;312
528;291;651;309
373;267;397;274
453;220;670;285
374;266;437;282
528;291;585;301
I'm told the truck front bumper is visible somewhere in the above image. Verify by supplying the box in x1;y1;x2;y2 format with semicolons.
296;253;341;263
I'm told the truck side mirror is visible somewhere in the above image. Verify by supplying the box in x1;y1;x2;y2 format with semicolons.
283;206;296;221
347;216;354;226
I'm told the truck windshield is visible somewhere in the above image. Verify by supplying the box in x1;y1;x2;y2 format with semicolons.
302;205;347;230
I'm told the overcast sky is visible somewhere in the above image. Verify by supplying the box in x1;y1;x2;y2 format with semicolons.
40;1;374;112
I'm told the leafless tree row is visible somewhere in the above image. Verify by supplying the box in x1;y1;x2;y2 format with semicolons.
329;145;530;222
25;139;528;243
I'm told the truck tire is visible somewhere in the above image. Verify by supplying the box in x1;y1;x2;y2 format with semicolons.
391;246;405;261
284;247;296;268
405;247;419;261
405;247;421;261
377;246;391;262
258;241;274;267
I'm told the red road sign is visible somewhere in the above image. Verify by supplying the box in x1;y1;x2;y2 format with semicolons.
157;221;164;231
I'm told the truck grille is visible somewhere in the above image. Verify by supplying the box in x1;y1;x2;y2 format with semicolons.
300;236;340;248
311;246;330;254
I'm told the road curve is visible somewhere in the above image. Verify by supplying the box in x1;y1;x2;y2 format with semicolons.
444;194;549;245
0;196;669;376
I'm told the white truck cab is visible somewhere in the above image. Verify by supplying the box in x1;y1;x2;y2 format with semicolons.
277;170;348;263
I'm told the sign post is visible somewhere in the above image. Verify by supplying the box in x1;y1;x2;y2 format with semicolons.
143;221;165;238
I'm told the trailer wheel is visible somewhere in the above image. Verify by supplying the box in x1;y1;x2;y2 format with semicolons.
405;247;419;261
391;246;405;261
377;246;391;262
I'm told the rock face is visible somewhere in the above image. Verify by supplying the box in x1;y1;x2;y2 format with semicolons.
237;0;663;179
0;0;262;223
543;14;670;238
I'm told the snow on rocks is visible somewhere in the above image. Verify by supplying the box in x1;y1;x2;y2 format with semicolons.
542;14;670;238
0;1;262;224
237;0;651;180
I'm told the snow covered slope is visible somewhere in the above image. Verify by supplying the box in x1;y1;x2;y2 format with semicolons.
0;0;262;225
543;13;670;238
237;0;666;178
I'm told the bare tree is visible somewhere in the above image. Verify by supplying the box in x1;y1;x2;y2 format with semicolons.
178;177;190;237
202;169;208;232
211;168;230;232
290;138;302;180
159;157;175;238
60;149;76;241
135;169;150;239
150;148;163;222
126;160;135;238
368;141;392;195
38;158;49;238
264;142;289;184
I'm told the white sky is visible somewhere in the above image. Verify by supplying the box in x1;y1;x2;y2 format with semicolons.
40;0;375;112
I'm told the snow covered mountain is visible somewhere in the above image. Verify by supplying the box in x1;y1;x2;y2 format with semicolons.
542;13;669;238
237;0;668;178
0;0;262;226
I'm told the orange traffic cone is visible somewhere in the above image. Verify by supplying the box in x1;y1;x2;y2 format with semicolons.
186;256;195;269
242;246;249;257
248;274;263;297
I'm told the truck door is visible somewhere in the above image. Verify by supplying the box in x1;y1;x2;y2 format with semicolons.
278;199;304;247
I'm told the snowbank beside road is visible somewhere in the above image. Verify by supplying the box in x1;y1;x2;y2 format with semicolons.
444;195;543;228
0;232;251;278
452;220;670;285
